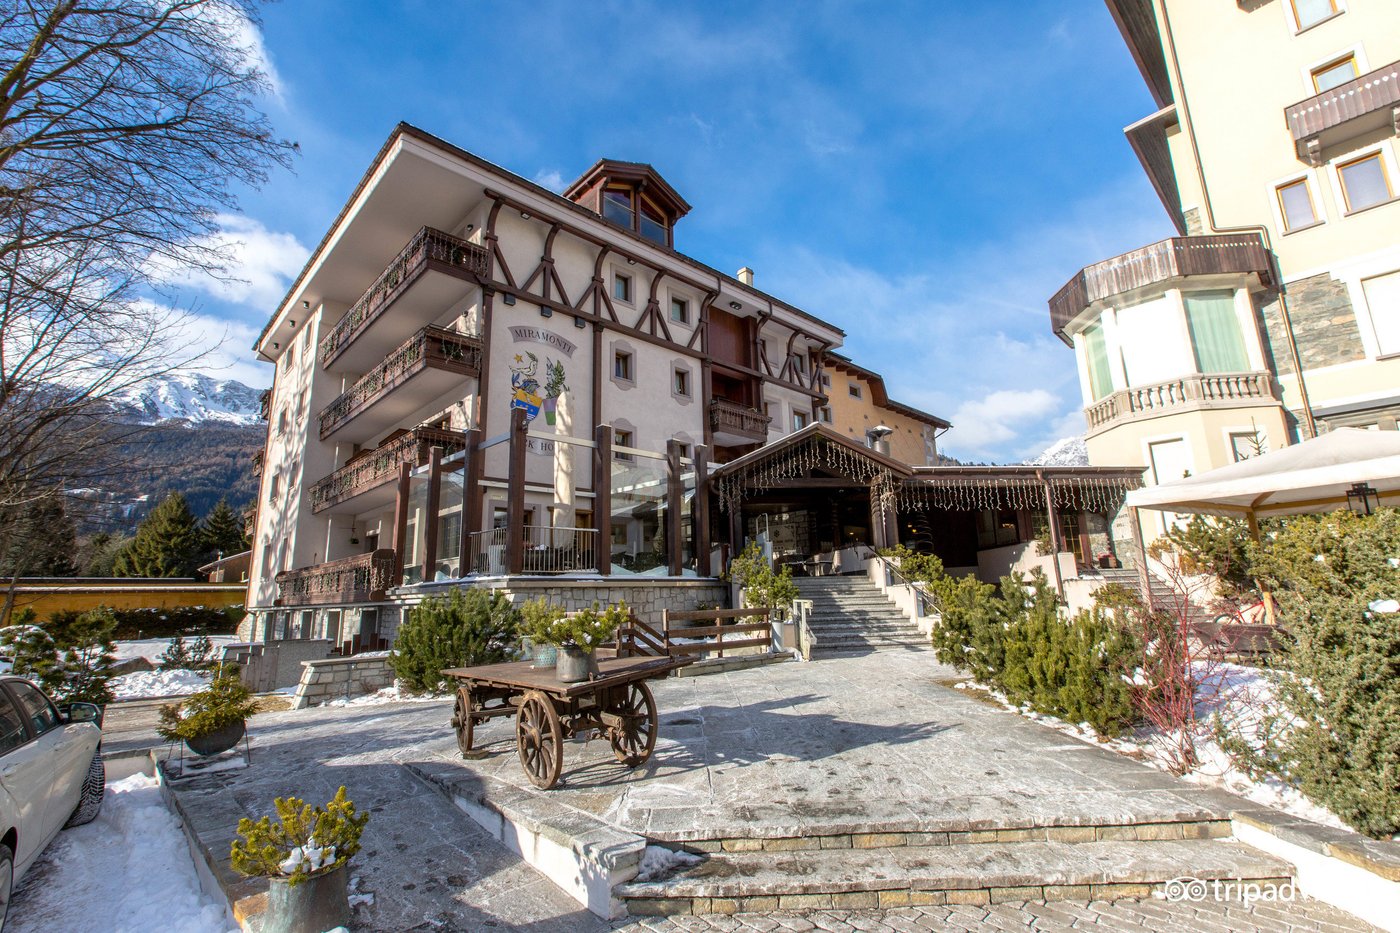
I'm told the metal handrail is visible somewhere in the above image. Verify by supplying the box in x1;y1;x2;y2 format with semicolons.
872;552;938;620
466;525;599;575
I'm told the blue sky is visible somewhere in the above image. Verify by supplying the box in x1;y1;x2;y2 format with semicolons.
174;0;1175;463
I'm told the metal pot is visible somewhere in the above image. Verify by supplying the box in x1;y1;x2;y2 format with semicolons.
185;719;245;757
555;645;597;683
261;862;351;933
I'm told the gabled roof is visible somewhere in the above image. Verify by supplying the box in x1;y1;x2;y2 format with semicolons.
824;354;952;429
563;158;692;219
712;423;914;481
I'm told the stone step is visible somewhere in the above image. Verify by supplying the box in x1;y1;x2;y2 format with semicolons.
617;838;1293;915
807;615;914;625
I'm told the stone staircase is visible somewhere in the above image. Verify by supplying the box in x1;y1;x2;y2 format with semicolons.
1089;567;1206;620
617;810;1292;915
793;574;926;653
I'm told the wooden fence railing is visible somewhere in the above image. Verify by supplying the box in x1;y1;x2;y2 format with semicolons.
661;608;772;657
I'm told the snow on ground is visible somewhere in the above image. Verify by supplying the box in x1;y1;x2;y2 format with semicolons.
319;681;447;708
8;773;237;933
954;660;1349;831
110;667;211;700
113;635;241;664
635;845;703;882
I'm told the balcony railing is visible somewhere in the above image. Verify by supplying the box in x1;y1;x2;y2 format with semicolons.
251;449;265;477
1050;235;1273;339
1085;371;1279;436
318;227;488;368
709;398;771;442
1286;59;1400;164
257;388;271;421
318;327;483;439
466;526;598;575
275;549;396;606
309;426;466;512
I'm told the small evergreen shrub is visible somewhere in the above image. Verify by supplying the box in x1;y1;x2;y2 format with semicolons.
157;669;258;742
49;604;241;640
389;588;520;693
519;597;566;649
727;542;798;619
158;633;217;671
547;602;628;654
231;786;369;885
1149;514;1257;600
3;607;118;704
1247;509;1400;838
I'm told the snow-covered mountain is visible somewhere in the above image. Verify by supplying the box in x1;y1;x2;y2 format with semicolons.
1025;435;1089;467
110;373;264;427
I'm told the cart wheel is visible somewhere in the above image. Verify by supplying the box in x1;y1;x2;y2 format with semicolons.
607;681;657;767
452;686;476;757
516;690;564;789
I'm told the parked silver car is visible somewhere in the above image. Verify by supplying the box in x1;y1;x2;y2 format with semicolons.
0;676;104;932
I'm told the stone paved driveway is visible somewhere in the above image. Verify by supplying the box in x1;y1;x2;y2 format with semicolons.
161;649;1378;931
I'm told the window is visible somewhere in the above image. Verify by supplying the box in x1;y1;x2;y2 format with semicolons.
672;367;690;397
1082;320;1115;400
848;382;862;399
1230;431;1266;462
284;340;296;369
613;350;633;381
1184;291;1249;374
670;297;689;324
9;681;59;737
819;406;832;424
0;693;27;753
296;389;307;415
1362;269;1400;356
268;472;281;504
639;199;668;245
1292;0;1339;30
820;373;831;388
1276;178;1320;231
790;354;806;376
614;429;633;461
793;411;809;430
613;272;632;303
603;188;633;228
277;409;289;436
1311;55;1357;93
1338;152;1394;213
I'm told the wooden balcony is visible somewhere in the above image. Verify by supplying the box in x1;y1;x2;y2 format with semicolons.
1084;371;1280;437
1286;59;1400;165
251;449;264;477
318;226;488;372
309;426;466;513
1050;234;1273;340
709;398;771;445
275;549;396;607
318;327;482;441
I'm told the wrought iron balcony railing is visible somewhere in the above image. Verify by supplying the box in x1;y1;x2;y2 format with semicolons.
318;327;483;439
308;426;466;512
318;226;488;368
275;549;396;606
709;398;771;442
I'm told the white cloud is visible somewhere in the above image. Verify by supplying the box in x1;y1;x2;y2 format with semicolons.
206;1;284;100
151;213;309;311
150;305;272;389
533;169;566;193
946;389;1059;451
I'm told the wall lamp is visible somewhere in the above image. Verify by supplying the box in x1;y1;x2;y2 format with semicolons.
728;301;742;310
540;306;552;318
574;316;587;329
502;293;516;306
520;211;531;220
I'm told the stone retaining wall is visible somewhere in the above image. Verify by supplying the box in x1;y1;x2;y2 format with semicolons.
291;654;394;709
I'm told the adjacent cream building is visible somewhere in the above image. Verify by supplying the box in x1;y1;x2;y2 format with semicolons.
1051;0;1400;515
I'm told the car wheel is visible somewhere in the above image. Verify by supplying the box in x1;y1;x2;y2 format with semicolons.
63;754;105;828
1;842;13;933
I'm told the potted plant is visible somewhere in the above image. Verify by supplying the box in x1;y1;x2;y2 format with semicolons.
531;602;627;683
230;786;369;933
519;597;565;669
157;668;259;756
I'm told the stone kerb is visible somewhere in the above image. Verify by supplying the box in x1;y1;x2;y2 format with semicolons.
292;653;393;709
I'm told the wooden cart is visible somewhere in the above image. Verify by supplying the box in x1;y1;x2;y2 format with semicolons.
442;655;692;789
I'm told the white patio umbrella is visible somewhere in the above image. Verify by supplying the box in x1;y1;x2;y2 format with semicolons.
1125;427;1400;520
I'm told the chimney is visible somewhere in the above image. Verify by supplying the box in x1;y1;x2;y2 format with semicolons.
737;267;754;286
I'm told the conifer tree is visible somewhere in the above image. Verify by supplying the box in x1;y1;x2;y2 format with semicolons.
113;492;203;577
200;498;250;561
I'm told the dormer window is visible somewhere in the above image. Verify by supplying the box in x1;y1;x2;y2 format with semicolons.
603;188;634;228
563;159;692;249
638;200;667;245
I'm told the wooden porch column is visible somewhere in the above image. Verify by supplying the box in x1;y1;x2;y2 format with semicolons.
391;461;412;585
421;446;443;582
1038;471;1066;600
1128;506;1154;612
460;428;483;573
505;407;528;576
593;424;613;576
695;445;712;577
667;439;684;576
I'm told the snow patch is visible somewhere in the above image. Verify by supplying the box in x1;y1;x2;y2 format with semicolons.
113;636;240;664
316;681;446;708
111;668;211;700
6;773;237;933
635;846;703;882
